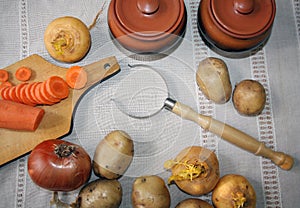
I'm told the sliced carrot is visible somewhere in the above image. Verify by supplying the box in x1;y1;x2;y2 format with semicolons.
0;100;45;131
34;82;55;105
45;76;69;99
15;83;28;104
15;66;32;82
66;66;87;89
0;81;13;88
40;81;61;103
18;83;35;106
8;86;21;103
2;86;12;101
30;82;43;105
0;69;9;82
0;86;8;99
22;83;38;106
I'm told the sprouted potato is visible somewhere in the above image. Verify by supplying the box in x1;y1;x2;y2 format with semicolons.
164;146;220;196
44;16;91;63
212;174;256;208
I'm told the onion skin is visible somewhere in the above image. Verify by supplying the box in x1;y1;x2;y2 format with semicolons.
212;174;256;208
27;139;91;192
165;146;220;196
44;16;91;63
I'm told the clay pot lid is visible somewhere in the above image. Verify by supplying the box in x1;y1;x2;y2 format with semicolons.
210;0;276;38
110;0;186;39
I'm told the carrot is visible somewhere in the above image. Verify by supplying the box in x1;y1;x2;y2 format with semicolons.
15;83;28;103
0;69;9;82
66;66;87;89
19;83;36;106
1;86;11;100
34;82;55;105
40;81;61;103
45;76;69;99
24;82;39;105
15;66;32;81
0;81;13;88
0;100;45;131
8;86;20;103
29;82;43;105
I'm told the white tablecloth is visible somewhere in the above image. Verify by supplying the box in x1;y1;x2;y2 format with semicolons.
0;0;299;207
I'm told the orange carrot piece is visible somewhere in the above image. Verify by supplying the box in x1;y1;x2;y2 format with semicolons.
20;83;37;106
30;82;43;105
15;66;32;82
24;82;38;105
0;100;45;131
15;83;28;104
0;69;9;82
34;82;55;105
40;81;61;103
0;87;7;99
19;83;36;106
0;86;8;99
66;66;87;89
8;86;20;103
0;81;13;88
45;76;69;99
2;86;12;101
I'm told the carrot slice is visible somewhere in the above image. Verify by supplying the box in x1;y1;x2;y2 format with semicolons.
2;86;12;101
24;83;38;105
15;83;28;104
0;86;9;99
45;76;69;99
34;82;55;105
0;69;9;82
40;81;61;103
8;86;20;103
15;66;32;81
66;66;87;89
0;81;13;88
30;82;43;105
18;83;35;106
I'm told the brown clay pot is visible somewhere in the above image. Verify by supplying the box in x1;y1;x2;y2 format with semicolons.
198;0;276;57
108;0;187;54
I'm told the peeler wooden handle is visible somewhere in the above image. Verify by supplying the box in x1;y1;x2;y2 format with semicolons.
165;98;294;170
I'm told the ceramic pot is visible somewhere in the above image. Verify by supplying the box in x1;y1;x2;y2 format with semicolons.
108;0;187;54
198;0;276;57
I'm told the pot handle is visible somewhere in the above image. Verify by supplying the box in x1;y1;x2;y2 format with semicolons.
137;0;160;14
166;99;294;171
234;0;254;14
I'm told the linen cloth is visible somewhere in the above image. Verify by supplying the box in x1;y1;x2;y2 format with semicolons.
0;0;299;207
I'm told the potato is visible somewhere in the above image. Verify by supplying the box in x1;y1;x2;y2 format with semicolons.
212;174;256;208
164;146;220;196
196;57;232;104
74;179;122;208
93;130;134;179
232;79;266;116
44;16;91;63
132;175;171;208
175;198;213;208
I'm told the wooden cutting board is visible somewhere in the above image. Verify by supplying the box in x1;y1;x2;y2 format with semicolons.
0;54;120;165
